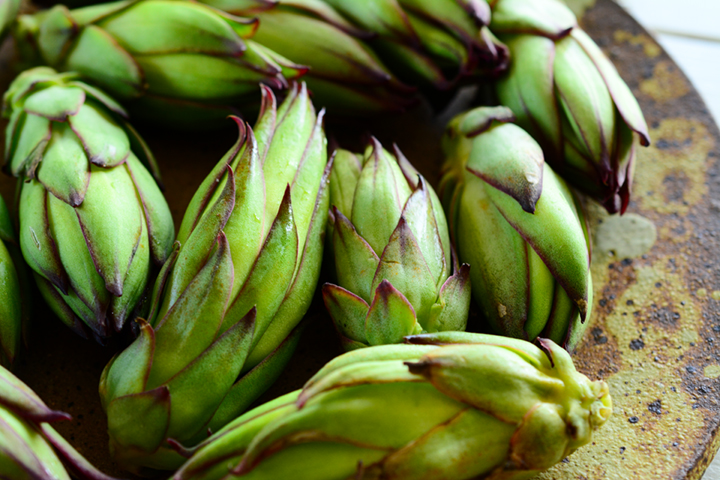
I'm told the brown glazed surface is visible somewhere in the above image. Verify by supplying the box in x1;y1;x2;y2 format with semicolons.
0;0;719;478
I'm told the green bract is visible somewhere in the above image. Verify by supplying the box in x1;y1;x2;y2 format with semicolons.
186;0;507;113
490;0;649;213
0;0;20;42
318;0;507;87
323;143;470;350
99;83;330;473
0;364;116;480
0;196;29;368
250;3;417;114
441;106;592;350
171;332;611;480
3;67;174;342
13;0;305;126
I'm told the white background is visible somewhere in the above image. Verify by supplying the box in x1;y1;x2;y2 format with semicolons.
616;0;720;123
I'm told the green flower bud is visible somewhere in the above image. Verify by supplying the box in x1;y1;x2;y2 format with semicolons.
0;364;116;480
320;0;507;86
250;4;417;114
441;106;592;350
99;83;330;473
3;67;174;342
0;196;30;368
170;332;611;480
13;0;305;127
195;0;506;110
490;0;650;213
323;141;470;350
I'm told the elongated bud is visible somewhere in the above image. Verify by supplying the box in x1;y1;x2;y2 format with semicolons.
0;196;30;368
492;0;649;213
324;140;470;350
3;67;174;342
171;333;611;480
251;5;417;114
13;1;306;127
100;83;330;473
441;106;592;350
319;0;508;87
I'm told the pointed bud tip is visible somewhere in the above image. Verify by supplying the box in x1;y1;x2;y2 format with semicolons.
36;410;73;423
404;359;432;377
602;194;621;214
454;263;471;283
556;26;574;39
68;190;84;208
242;305;257;324
258;85;277;119
368;137;383;157
281;184;293;207
522;201;537;214
535;337;555;367
376;279;393;293
106;281;123;298
227;115;247;141
577;298;588;323
316;107;326;125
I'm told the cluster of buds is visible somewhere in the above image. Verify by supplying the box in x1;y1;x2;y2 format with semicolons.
13;1;305;126
490;0;650;212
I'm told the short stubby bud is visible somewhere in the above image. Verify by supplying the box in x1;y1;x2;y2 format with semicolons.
441;106;593;350
3;68;174;342
323;140;471;350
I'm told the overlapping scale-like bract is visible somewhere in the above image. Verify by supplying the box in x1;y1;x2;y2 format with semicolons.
175;0;508;114
0;364;117;480
318;0;508;87
13;0;306;126
170;332;611;480
440;106;592;350
2;67;174;342
99;83;330;473
323;142;470;350
489;0;650;213
249;3;417;114
0;196;30;368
